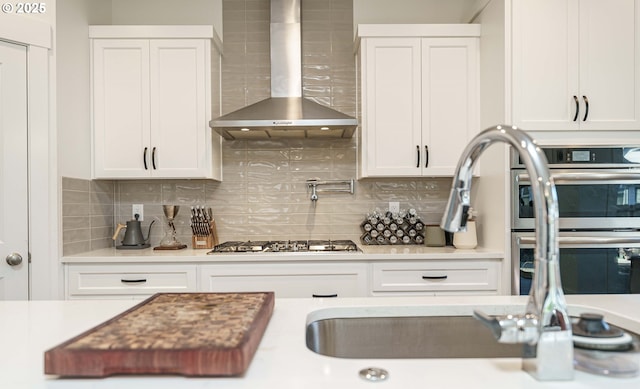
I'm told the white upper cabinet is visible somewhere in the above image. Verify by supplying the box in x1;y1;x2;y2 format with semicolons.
91;26;222;180
512;0;640;131
357;25;480;177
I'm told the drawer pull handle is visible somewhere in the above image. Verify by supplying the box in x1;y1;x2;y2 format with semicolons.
312;293;338;298
121;279;147;284
422;275;448;280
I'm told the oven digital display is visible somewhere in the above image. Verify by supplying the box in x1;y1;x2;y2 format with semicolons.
571;150;590;162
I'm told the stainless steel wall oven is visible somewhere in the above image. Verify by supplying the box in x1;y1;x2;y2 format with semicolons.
511;146;640;295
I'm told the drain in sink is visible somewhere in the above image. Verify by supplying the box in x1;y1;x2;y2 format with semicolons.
359;367;388;382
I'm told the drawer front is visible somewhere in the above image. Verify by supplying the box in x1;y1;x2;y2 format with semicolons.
200;263;368;298
372;260;499;293
67;264;197;298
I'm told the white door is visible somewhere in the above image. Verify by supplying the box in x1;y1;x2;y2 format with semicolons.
361;37;422;177
578;0;640;130
511;0;580;131
421;37;479;176
149;39;208;177
0;40;29;300
92;39;151;178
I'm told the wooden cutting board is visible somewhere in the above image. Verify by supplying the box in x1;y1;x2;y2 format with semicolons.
44;292;275;377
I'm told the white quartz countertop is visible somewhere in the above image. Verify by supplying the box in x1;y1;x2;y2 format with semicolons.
61;245;503;263
3;294;640;388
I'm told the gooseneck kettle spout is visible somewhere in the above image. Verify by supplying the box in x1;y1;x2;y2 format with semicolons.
440;125;573;381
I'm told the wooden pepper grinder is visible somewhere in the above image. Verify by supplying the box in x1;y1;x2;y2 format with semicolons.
453;207;477;249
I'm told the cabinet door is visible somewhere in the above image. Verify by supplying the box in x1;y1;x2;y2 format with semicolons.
421;38;479;175
512;0;580;131
361;38;422;177
578;0;640;130
149;40;211;177
512;0;640;131
92;39;151;178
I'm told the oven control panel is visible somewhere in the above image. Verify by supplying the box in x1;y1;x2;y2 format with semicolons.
513;146;640;168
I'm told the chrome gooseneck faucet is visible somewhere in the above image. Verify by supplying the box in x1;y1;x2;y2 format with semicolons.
440;125;574;381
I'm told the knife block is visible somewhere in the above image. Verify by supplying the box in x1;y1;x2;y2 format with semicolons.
192;221;219;249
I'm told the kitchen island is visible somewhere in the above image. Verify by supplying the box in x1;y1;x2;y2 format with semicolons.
2;294;640;388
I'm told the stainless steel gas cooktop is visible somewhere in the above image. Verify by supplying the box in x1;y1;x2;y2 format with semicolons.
207;240;360;254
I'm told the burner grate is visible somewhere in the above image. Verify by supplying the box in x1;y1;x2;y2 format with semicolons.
208;240;359;254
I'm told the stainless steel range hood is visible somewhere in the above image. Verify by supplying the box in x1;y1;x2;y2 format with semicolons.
210;0;358;140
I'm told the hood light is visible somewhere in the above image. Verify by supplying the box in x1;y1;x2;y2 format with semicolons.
320;126;330;131
240;128;251;132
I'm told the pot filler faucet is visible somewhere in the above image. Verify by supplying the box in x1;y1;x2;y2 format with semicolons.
440;125;574;381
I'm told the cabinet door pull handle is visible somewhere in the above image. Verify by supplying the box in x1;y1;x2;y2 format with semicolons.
312;293;338;298
572;95;579;121
424;145;429;168
121;278;147;284
151;147;157;170
143;147;149;170
422;275;448;280
416;145;420;168
582;95;589;121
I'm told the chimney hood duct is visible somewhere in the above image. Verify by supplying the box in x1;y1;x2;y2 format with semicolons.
210;0;358;140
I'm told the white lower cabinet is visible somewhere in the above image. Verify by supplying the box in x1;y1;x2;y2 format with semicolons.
371;260;500;296
64;258;502;299
66;264;197;299
199;263;369;298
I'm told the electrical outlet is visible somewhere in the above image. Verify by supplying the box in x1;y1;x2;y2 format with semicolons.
389;201;400;214
132;204;144;221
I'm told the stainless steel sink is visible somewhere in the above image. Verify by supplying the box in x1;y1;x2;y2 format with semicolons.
306;315;524;359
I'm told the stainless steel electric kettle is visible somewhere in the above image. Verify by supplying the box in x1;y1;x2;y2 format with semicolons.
112;214;155;249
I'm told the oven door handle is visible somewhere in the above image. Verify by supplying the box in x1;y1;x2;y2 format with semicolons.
518;236;640;246
516;171;640;184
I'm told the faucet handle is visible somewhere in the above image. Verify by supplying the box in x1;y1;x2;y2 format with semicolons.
460;205;470;227
473;310;539;344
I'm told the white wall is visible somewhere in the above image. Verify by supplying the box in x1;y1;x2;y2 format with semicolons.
473;0;511;294
0;0;57;25
354;0;486;25
57;0;111;180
